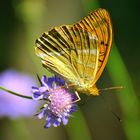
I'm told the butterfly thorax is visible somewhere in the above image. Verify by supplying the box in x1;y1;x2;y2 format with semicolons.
75;81;99;96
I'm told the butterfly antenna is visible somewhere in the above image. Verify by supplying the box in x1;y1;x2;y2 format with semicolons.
111;110;122;122
99;86;124;92
100;95;122;123
99;86;123;122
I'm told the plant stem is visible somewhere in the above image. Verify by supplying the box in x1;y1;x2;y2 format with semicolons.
0;86;32;99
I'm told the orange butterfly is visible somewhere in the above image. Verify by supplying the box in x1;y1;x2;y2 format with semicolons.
35;8;113;96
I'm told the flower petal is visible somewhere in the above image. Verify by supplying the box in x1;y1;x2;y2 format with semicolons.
39;86;48;92
32;93;44;100
47;77;56;88
54;76;65;86
32;86;39;92
38;110;46;119
44;121;52;128
53;120;61;127
62;117;68;125
41;76;49;88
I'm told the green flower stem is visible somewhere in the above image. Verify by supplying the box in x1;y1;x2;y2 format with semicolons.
0;86;32;99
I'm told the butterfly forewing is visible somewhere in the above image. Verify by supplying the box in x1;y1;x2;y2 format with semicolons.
35;25;99;88
35;8;112;95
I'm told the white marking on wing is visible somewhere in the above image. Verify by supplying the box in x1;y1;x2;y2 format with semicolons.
44;49;97;56
76;59;96;68
77;49;97;55
88;33;98;41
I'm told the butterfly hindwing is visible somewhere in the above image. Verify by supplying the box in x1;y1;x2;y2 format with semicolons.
75;8;112;84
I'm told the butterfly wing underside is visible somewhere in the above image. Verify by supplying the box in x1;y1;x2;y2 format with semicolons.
35;25;99;88
35;8;112;95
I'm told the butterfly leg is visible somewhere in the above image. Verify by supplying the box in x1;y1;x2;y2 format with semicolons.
72;91;81;103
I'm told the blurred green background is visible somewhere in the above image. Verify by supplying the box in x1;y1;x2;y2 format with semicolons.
0;0;140;140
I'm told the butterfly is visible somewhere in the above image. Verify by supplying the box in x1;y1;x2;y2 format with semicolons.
35;8;113;96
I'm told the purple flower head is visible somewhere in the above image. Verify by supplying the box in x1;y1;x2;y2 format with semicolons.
32;75;77;128
0;69;38;119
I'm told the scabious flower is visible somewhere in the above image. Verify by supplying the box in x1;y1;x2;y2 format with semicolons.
32;75;77;128
0;69;38;118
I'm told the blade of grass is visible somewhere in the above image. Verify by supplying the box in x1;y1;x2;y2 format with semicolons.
82;0;140;139
107;44;140;140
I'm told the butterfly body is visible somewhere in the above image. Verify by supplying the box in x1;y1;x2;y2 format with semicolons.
75;84;99;96
35;8;112;96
